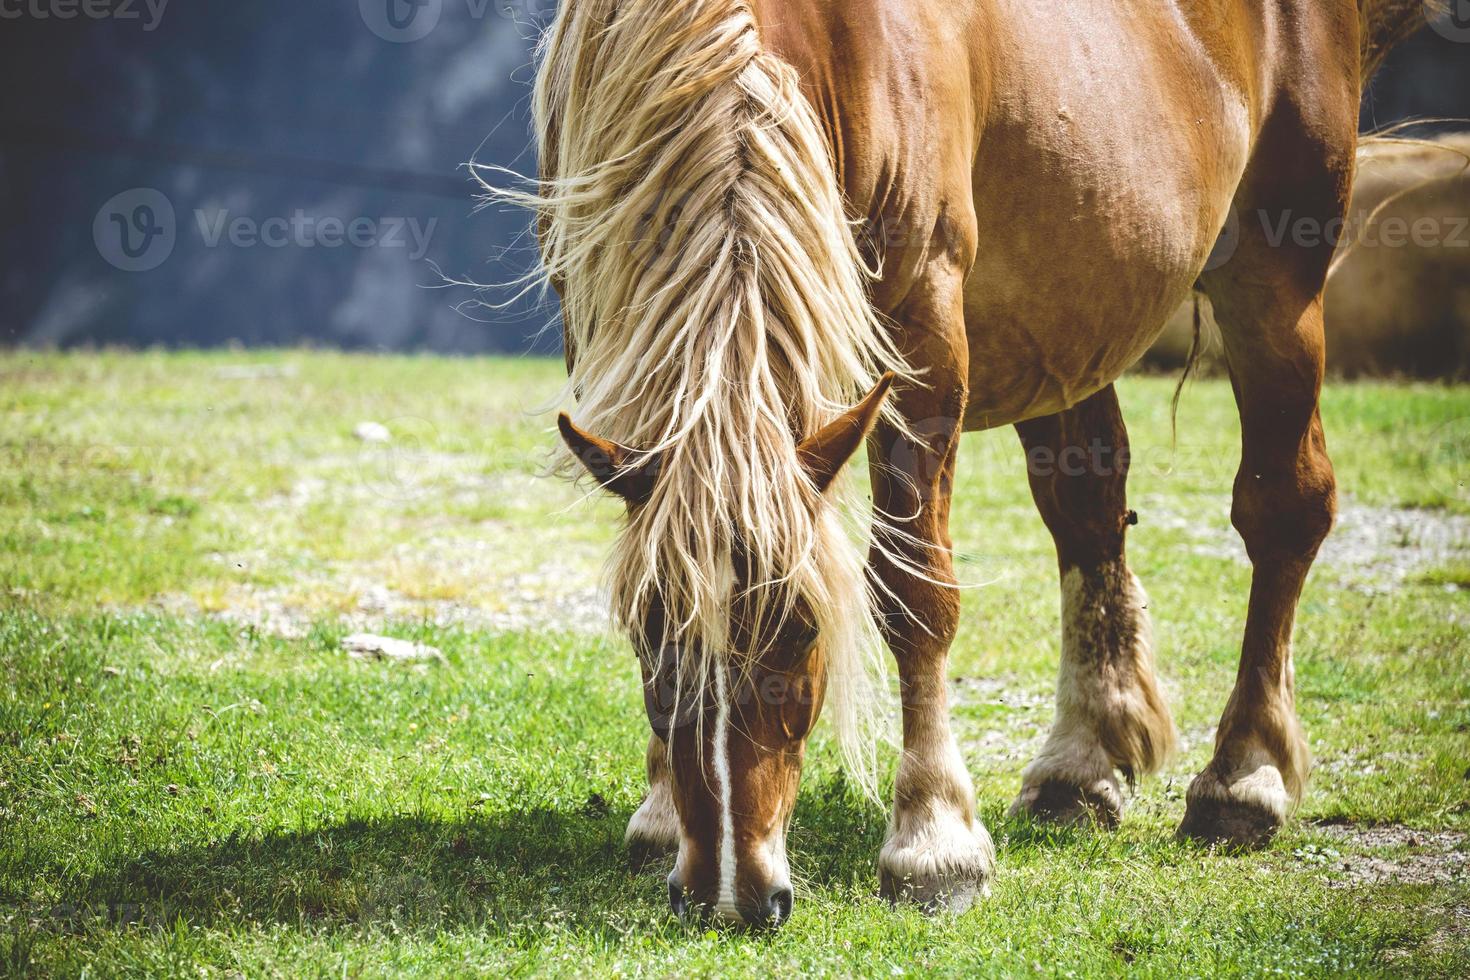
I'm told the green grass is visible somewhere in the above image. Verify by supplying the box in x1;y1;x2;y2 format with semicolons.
1;351;1467;977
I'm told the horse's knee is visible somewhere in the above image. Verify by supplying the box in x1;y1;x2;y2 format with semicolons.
1231;455;1337;564
871;561;960;663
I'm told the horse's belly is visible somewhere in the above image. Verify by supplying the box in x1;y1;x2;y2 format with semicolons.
960;223;1209;429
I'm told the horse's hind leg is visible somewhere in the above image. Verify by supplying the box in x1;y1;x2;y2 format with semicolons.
1177;294;1335;847
1179;97;1349;847
1011;384;1176;828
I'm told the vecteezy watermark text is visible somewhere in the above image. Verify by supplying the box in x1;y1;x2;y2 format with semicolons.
1259;208;1470;251
0;0;169;30
94;189;439;271
195;209;437;261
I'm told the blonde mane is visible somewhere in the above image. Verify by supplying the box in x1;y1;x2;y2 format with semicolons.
501;0;905;783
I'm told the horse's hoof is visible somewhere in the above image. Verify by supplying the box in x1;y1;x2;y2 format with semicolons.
1009;777;1123;830
1176;766;1288;849
627;834;676;871
1176;795;1281;849
880;869;982;914
878;818;994;914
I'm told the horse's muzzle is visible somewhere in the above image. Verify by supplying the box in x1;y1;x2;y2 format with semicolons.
666;880;794;929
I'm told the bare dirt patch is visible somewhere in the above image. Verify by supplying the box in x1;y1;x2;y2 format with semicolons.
155;480;1467;640
950;675;1052;768
1308;821;1470;889
1153;497;1470;593
149;462;615;637
156;567;609;640
1319;505;1470;594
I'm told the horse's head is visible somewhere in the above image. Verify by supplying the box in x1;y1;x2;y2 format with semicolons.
558;374;892;927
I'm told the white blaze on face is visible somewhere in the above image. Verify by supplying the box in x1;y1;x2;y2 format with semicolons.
712;663;739;919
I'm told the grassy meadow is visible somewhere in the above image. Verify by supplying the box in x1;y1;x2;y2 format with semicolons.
1;351;1468;976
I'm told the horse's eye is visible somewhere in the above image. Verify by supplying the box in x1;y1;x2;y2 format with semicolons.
775;621;819;664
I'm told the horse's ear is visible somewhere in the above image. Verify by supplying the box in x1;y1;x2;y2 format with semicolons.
797;372;896;493
558;414;660;505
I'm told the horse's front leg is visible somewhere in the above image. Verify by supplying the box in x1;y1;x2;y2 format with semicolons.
869;356;994;912
625;733;679;866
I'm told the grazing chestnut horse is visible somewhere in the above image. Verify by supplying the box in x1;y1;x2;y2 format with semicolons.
519;0;1430;925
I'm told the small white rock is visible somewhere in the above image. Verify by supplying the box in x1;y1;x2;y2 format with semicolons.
342;633;444;665
353;422;391;443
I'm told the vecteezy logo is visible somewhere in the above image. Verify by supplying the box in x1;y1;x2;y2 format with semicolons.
1427;0;1470;42
93;188;176;272
359;0;442;42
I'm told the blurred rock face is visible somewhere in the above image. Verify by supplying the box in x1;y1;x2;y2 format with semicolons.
0;1;553;352
1149;133;1470;379
0;3;1465;354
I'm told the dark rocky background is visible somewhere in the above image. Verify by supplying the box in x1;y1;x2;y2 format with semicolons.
1;1;1467;353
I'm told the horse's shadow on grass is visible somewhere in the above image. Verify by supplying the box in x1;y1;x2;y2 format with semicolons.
45;777;898;938
46;778;1093;939
49;806;657;938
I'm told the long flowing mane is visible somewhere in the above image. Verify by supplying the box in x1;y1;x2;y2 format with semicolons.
509;0;905;780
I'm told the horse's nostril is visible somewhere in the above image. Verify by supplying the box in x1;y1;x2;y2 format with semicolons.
765;886;794;927
667;880;688;919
